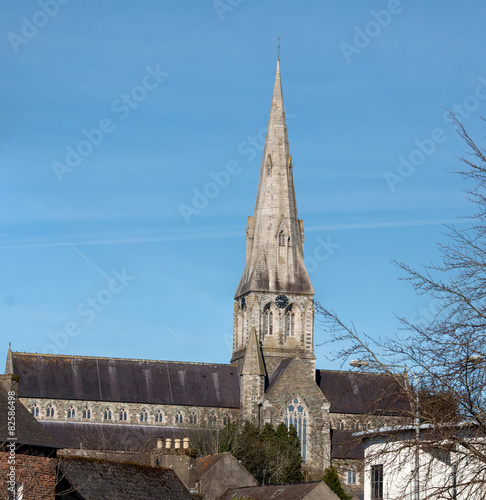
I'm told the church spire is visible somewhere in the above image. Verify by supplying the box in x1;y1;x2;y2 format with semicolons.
235;60;314;298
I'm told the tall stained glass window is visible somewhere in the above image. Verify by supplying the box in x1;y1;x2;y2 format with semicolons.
284;397;307;461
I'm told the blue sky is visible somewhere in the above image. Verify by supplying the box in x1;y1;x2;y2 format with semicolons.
2;1;486;370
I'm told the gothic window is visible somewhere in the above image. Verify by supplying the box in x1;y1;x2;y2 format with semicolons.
267;163;271;175
335;421;344;430
279;231;285;246
223;415;231;426
371;464;383;500
189;412;197;425
46;404;55;418
103;408;112;421
155;410;163;423
347;469;357;485
263;305;273;336
119;408;128;421
82;406;91;419
140;409;148;423
284;397;308;461
67;406;76;419
208;414;217;426
285;305;295;337
354;422;360;431
31;404;39;417
175;411;183;424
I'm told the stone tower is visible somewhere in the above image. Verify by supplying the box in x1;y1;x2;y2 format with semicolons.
232;59;316;383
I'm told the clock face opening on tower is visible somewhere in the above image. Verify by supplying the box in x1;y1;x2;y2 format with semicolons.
275;295;289;308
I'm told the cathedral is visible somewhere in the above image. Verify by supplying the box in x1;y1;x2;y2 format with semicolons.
5;59;402;488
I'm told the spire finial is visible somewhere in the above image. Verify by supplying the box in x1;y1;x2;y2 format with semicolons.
277;37;280;61
8;341;11;351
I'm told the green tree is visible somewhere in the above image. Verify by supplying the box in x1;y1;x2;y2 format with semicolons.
219;421;303;485
322;467;353;500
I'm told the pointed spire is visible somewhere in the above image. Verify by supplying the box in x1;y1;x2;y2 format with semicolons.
235;60;314;298
241;328;265;376
5;344;13;375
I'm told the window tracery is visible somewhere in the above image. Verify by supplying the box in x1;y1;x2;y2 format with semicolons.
284;397;307;461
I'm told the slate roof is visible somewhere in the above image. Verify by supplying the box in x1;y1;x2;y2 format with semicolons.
219;481;327;500
10;352;240;408
57;456;192;500
317;369;408;415
331;429;363;460
0;382;60;450
40;421;188;452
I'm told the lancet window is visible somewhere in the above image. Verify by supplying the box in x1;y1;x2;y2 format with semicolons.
285;305;295;337
263;305;273;336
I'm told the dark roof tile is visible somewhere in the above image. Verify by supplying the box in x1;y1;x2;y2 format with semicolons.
12;352;240;408
317;369;408;415
58;456;192;500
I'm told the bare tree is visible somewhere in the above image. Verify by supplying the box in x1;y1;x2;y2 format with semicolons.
317;114;486;499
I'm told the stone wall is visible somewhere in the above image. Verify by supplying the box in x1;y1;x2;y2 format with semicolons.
20;397;239;428
232;292;315;377
259;357;331;473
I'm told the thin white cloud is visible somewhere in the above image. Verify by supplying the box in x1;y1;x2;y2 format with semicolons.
0;219;466;249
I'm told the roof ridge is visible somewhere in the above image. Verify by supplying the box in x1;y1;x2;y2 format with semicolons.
11;351;233;367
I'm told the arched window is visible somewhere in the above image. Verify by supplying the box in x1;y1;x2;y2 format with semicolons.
279;231;286;246
82;406;91;419
67;406;75;419
284;397;308;461
46;404;55;418
119;408;128;421
175;411;183;425
285;305;295;337
103;408;112;421
208;414;217;426
189;412;197;425
140;409;148;423
223;415;231;426
155;410;163;423
267;163;271;175
263;305;273;336
31;404;39;417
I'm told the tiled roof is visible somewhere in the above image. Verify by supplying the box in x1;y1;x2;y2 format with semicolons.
219;481;327;500
0;383;60;449
40;421;188;452
57;456;192;499
11;352;240;408
317;369;408;415
331;429;363;460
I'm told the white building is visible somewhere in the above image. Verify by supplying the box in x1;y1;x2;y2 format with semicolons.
362;424;486;500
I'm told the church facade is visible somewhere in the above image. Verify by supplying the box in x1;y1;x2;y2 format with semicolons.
6;60;404;488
